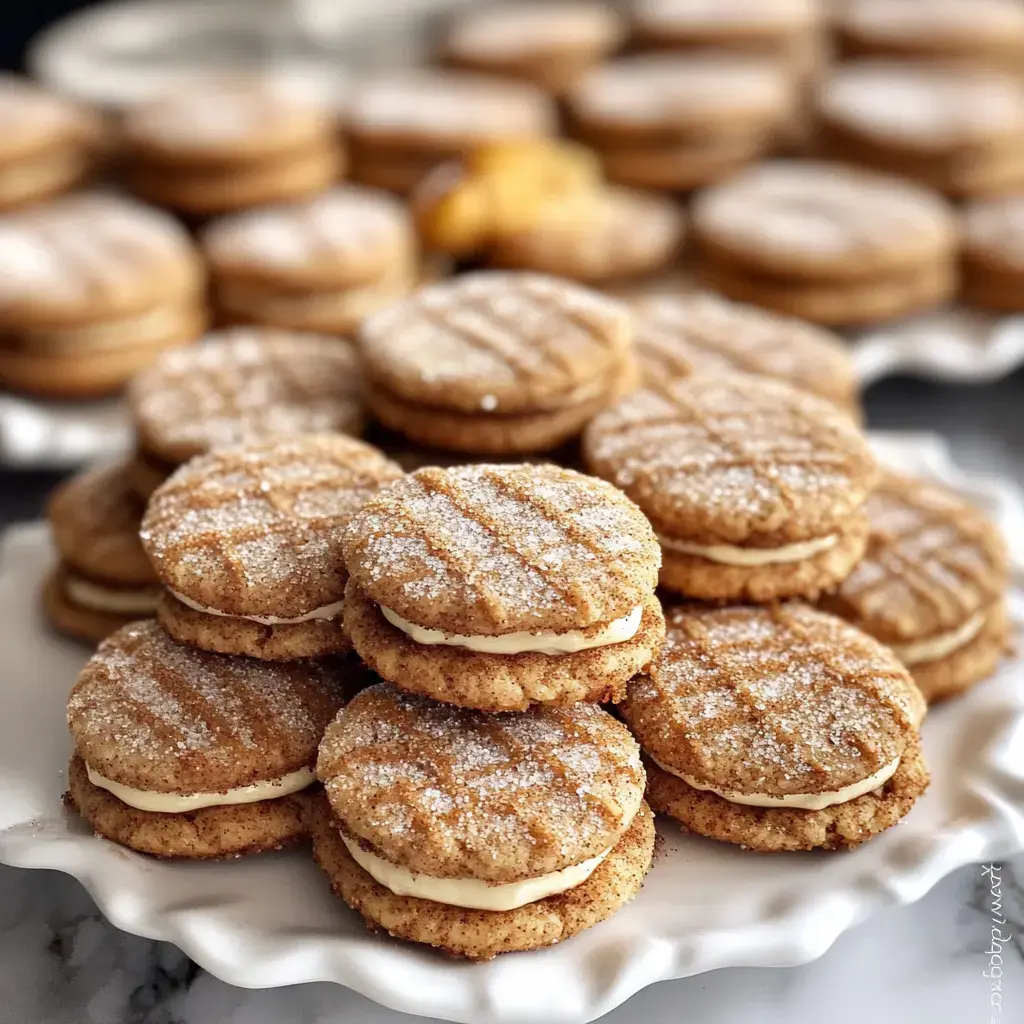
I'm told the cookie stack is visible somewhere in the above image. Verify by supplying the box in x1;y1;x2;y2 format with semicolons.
311;461;665;956
0;193;206;397
345;71;556;194
0;74;104;211
201;186;418;336
961;196;1024;312
121;80;344;217
565;53;795;191
691;160;958;325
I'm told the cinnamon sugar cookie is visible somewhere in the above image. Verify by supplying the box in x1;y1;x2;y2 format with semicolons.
359;272;634;454
65;620;346;858
583;374;878;601
0;193;206;397
622;603;928;852
127;327;364;497
312;682;654;958
821;473;1009;702
121;79;343;215
142;435;403;660
961;196;1024;312
631;292;858;414
342;464;664;711
44;461;160;643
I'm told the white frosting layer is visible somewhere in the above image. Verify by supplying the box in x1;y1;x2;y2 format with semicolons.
85;764;315;813
340;833;611;910
380;603;643;655
653;756;901;810
658;533;838;567
170;589;345;625
890;612;986;665
65;574;160;615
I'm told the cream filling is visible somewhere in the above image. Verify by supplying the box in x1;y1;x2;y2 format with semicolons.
170;589;344;625
379;603;643;655
658;533;839;567
65;574;160;615
85;763;315;813
340;834;611;911
890;612;986;666
652;756;901;811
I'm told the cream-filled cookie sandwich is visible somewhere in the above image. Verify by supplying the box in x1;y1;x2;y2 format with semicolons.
141;435;403;661
312;682;654;958
622;603;929;852
342;463;665;711
65;620;347;858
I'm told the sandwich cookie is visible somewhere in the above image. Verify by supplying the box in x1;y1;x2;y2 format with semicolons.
961;196;1024;312
121;79;343;216
142;435;403;661
127;327;364;498
441;2;625;96
201;185;418;335
820;473;1009;703
631;292;858;415
584;374;878;602
44;460;160;643
0;193;206;398
0;74;105;210
358;271;635;455
66;620;347;858
692;160;957;325
342;463;665;711
622;603;929;852
312;682;654;959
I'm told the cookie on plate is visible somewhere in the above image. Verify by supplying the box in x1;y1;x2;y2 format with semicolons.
201;185;418;335
622;603;928;852
121;79;343;216
584;374;878;602
346;71;556;194
142;435;403;661
0;74;105;210
566;53;795;191
43;460;160;644
126;327;364;498
817;61;1024;199
342;463;665;711
630;292;859;415
359;272;635;455
312;682;654;958
820;472;1009;702
65;620;347;858
441;2;624;96
0;193;207;398
961;195;1024;312
692;160;957;325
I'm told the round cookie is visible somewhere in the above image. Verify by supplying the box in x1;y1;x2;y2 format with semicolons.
622;603;928;852
631;0;819;50
630;292;858;414
584;374;878;602
313;682;654;958
342;463;665;711
358;271;634;454
65;620;347;858
820;473;1009;702
142;435;403;660
961;195;1024;312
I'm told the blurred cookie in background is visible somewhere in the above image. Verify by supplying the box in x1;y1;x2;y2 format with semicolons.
961;195;1024;312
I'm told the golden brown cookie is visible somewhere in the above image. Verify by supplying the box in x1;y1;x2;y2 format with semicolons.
65;620;347;858
312;683;653;958
630;291;858;413
358;271;634;454
820;472;1009;702
584;374;878;601
342;463;664;710
622;603;928;852
961;195;1024;312
142;435;403;660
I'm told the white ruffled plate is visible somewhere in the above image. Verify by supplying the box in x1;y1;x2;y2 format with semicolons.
1;432;1023;1024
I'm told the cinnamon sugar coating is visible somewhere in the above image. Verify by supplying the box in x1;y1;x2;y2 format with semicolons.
317;682;645;882
342;463;661;635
